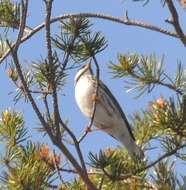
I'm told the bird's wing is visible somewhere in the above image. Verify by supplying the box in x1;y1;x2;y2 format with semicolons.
95;79;135;141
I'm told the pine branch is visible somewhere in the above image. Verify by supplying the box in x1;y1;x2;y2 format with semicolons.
43;94;53;127
0;12;179;65
44;0;61;139
166;0;186;46
130;71;183;95
6;0;49;139
44;3;95;188
6;1;56;144
139;143;186;172
7;2;96;189
58;118;87;173
44;15;90;177
182;96;186;122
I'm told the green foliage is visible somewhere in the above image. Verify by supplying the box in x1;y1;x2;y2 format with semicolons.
0;1;186;189
7;64;33;103
32;53;67;92
0;110;27;147
175;63;186;94
109;53;186;97
0;0;20;29
132;96;186;157
52;17;107;62
89;149;147;181
14;70;33;103
0;40;9;58
4;143;55;190
109;54;165;96
0;110;58;190
151;160;180;190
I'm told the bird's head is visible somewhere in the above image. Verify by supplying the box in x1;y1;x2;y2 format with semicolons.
74;62;93;84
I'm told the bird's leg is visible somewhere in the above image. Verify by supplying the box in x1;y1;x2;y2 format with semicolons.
98;124;112;131
85;126;101;133
84;94;99;134
85;94;101;133
84;123;111;134
85;126;92;132
85;126;104;133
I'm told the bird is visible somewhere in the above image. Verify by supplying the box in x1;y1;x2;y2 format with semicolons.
74;63;144;159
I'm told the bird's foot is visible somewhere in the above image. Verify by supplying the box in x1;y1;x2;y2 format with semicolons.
98;124;111;131
85;126;102;133
91;94;99;102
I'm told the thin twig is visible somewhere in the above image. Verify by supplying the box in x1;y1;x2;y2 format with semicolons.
97;143;186;182
182;95;186;122
14;0;27;51
53;150;64;183
47;184;58;189
0;12;179;65
166;0;186;46
139;143;186;172
53;140;97;190
29;89;52;94
58;118;87;173
58;168;77;173
153;79;183;95
138;143;186;175
129;70;183;95
43;94;54;129
44;0;61;139
45;0;53;64
60;27;78;72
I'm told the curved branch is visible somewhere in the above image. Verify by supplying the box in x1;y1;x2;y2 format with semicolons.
99;143;186;182
166;0;186;46
0;12;178;64
128;69;183;95
139;143;186;171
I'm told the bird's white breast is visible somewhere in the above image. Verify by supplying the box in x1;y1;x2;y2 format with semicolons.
75;75;95;118
75;74;119;128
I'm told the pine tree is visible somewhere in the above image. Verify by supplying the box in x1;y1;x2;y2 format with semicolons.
0;0;185;189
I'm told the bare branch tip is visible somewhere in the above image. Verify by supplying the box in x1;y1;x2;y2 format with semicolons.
125;10;129;20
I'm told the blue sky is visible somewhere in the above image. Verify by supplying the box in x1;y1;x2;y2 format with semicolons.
0;0;186;181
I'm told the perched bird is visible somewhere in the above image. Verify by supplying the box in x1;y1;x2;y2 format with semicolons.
74;63;144;159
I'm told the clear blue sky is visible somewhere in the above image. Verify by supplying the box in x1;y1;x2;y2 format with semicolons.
0;0;186;180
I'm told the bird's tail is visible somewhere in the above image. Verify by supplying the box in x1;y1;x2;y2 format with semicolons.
119;136;144;160
129;142;144;160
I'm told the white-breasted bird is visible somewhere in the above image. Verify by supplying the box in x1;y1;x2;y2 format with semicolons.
74;63;144;159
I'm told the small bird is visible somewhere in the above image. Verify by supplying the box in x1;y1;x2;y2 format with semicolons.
74;63;144;159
